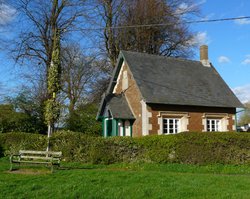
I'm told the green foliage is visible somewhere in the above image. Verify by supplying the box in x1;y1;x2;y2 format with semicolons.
1;131;250;165
5;90;47;134
0;146;3;157
45;28;61;126
44;99;60;125
65;103;102;135
0;104;43;133
238;102;250;126
173;132;250;165
0;132;47;155
47;63;61;94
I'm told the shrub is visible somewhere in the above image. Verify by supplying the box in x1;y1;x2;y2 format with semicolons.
0;103;46;134
0;145;3;157
0;132;47;156
64;103;102;135
1;131;250;165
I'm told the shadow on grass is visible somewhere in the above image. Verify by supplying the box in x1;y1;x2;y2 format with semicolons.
58;166;96;170
6;168;51;175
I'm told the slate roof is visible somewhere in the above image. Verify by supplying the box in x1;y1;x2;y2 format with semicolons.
97;51;243;119
117;51;243;108
101;94;135;119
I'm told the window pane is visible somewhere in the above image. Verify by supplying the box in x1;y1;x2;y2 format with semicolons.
207;119;221;132
163;118;179;134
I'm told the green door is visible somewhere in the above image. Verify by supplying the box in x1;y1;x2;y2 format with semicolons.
106;119;112;137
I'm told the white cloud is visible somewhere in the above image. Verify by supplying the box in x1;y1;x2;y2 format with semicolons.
233;84;250;103
179;3;189;10
188;31;210;46
235;16;250;25
201;13;215;21
175;0;206;15
0;4;16;25
241;55;250;65
218;56;230;64
175;3;191;15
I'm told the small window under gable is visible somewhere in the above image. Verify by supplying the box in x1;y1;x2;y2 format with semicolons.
122;70;128;90
113;61;125;94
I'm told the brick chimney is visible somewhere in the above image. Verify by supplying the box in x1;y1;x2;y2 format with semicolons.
200;45;210;67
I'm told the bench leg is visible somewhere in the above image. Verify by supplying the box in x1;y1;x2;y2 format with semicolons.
10;163;13;171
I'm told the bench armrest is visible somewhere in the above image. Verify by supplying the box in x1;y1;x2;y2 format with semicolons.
52;157;61;165
10;154;21;163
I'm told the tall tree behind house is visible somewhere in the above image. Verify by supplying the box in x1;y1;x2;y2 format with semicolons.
95;0;199;67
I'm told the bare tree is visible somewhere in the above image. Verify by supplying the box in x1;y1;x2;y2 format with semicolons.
118;0;197;57
93;0;199;67
61;43;107;115
6;0;89;133
10;0;87;79
91;0;123;68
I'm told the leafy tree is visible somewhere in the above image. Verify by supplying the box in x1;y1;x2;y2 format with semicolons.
6;91;47;133
0;104;40;133
238;102;250;126
65;103;101;135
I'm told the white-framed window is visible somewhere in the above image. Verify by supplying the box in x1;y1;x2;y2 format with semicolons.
206;119;220;132
158;112;189;135
163;118;180;134
202;113;229;132
124;120;131;136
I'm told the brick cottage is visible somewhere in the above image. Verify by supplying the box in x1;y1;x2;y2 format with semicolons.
97;45;243;137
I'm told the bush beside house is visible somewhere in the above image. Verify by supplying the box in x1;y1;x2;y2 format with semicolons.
1;131;250;165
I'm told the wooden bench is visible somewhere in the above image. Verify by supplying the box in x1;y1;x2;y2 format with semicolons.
10;150;62;172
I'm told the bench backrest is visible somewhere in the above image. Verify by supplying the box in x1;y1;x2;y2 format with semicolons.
19;150;62;158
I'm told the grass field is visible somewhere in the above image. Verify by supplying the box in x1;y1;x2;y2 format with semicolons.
1;157;250;199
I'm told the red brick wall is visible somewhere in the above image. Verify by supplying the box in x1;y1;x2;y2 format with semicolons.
113;62;143;137
148;104;236;134
112;62;236;136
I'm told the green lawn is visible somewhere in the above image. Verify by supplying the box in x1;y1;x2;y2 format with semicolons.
1;157;250;199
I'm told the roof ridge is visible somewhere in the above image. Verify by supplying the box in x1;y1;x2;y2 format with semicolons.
121;50;201;64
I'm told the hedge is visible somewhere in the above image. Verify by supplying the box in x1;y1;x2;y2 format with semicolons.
1;131;250;165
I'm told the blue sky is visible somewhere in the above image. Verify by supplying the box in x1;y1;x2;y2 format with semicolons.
190;0;250;103
0;0;250;103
